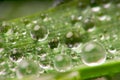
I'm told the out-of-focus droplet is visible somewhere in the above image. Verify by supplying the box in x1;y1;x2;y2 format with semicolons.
98;15;111;21
83;17;95;31
91;6;101;12
17;59;39;76
103;3;111;9
53;54;72;72
0;48;4;53
81;41;106;66
93;77;107;80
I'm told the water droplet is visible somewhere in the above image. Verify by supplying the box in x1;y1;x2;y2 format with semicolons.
103;3;111;9
0;22;11;33
107;46;117;54
21;18;30;25
78;2;87;9
0;65;6;76
38;53;52;71
71;15;82;24
81;41;106;66
48;38;59;49
5;28;14;36
88;26;96;32
112;34;118;41
17;59;39;76
71;43;82;53
83;17;95;31
117;3;120;8
100;34;105;41
43;17;52;22
65;30;81;47
32;20;38;24
30;25;49;41
66;31;73;38
98;15;111;21
9;48;23;63
53;54;72;72
93;77;107;80
91;6;101;12
0;48;4;53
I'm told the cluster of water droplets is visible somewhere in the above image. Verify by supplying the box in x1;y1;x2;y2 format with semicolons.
0;1;120;79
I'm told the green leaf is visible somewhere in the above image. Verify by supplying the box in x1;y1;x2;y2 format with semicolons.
1;0;120;80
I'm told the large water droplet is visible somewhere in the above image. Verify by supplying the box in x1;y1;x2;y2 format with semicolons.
53;54;72;72
81;41;106;66
30;25;49;41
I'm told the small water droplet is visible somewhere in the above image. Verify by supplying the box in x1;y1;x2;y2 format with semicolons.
71;43;82;53
103;3;111;9
100;34;105;41
30;25;49;41
71;15;82;24
117;3;120;8
0;48;4;53
1;22;11;33
5;28;14;36
83;17;95;31
112;34;118;41
66;31;73;38
53;54;72;72
93;77;107;80
43;17;52;22
65;30;81;47
78;2;87;9
9;48;23;63
98;15;111;21
32;20;38;24
107;47;117;54
48;38;59;49
21;18;30;25
38;53;52;71
91;6;101;12
81;41;106;66
88;26;96;32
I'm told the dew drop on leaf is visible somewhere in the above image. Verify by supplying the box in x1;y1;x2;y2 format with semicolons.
81;41;106;66
30;25;49;41
17;59;39;76
53;54;72;72
9;48;23;63
83;17;95;31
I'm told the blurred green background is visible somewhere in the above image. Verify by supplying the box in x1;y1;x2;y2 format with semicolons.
0;0;54;21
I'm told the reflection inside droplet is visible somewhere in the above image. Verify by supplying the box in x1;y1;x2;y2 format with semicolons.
53;54;72;72
81;41;106;66
30;25;49;41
